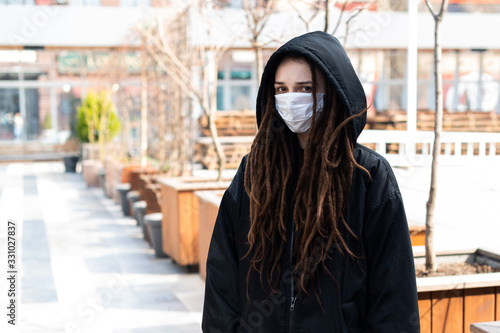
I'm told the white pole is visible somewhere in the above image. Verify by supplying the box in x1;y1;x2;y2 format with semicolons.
407;0;418;133
18;70;27;141
50;87;58;135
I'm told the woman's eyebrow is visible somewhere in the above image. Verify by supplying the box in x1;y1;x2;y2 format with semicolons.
274;81;313;85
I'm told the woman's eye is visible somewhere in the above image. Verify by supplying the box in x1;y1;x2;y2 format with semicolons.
275;86;287;94
300;86;312;92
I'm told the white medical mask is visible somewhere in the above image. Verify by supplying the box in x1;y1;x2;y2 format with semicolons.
274;92;325;133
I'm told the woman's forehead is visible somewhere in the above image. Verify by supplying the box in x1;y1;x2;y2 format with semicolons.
275;58;312;81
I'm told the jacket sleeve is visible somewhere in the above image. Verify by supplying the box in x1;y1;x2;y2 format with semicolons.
202;184;242;332
362;169;420;332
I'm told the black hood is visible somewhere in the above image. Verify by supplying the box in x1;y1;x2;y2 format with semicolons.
256;31;367;141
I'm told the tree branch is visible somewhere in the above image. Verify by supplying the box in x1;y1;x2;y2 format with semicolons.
331;0;349;36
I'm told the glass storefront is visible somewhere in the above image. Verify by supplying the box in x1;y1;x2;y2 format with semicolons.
349;49;500;114
0;88;19;140
0;49;141;142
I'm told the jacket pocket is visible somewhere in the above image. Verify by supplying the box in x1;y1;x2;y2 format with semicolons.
341;301;361;333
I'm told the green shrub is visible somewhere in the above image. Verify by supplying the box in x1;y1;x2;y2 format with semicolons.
43;114;52;130
76;91;121;144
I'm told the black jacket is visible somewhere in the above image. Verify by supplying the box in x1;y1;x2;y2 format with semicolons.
203;32;420;333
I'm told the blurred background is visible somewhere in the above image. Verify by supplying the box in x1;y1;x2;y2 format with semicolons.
0;1;500;332
0;0;498;148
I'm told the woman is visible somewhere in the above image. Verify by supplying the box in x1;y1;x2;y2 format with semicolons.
203;31;419;332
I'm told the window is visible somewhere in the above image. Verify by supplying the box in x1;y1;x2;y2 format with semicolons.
0;0;34;4
230;86;251;110
120;0;150;6
216;51;260;111
373;50;407;112
68;0;100;6
444;50;499;112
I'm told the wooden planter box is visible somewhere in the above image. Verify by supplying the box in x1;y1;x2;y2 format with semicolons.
409;225;425;246
194;190;225;280
130;168;157;192
105;160;142;204
82;160;102;187
158;177;230;267
104;158;116;198
416;249;500;333
192;193;426;279
120;164;142;184
140;182;162;215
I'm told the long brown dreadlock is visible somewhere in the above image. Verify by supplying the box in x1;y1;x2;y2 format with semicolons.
244;56;369;300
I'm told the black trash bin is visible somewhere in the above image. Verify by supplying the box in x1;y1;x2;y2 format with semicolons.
126;191;140;217
133;200;147;227
115;183;131;216
98;168;106;194
63;155;79;173
145;213;167;258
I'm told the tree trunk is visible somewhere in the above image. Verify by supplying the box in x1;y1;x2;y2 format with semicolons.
207;113;226;181
425;7;446;272
98;97;108;164
140;41;148;168
255;42;263;87
178;85;187;175
324;0;329;32
157;67;167;170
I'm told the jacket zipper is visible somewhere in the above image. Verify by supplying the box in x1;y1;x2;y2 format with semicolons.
290;295;296;333
289;217;296;333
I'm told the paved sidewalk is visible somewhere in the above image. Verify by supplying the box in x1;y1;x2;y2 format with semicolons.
0;160;498;332
0;162;204;333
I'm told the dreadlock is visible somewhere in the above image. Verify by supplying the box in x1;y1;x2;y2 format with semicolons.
244;56;369;300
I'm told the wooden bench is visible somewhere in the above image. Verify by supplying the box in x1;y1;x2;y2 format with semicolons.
194;136;254;170
198;110;257;137
367;111;500;133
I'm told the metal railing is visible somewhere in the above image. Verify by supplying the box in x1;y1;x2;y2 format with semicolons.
358;130;500;167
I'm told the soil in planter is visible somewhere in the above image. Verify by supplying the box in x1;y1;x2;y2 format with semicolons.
415;262;500;277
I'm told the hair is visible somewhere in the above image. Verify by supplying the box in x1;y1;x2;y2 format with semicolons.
244;55;369;302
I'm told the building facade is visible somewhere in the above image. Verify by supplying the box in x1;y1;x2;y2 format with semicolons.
0;0;499;141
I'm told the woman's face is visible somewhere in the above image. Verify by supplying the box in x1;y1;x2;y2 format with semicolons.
274;58;325;95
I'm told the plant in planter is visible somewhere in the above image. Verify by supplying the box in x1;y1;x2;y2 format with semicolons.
77;90;121;161
136;2;227;180
134;1;239;268
415;3;500;330
77;90;121;187
61;136;80;173
415;248;500;332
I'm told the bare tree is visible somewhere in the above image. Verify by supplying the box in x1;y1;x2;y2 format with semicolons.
342;5;366;46
137;1;229;180
328;0;349;35
424;0;449;272
104;42;141;162
288;0;322;32
290;0;366;45
321;0;351;35
242;0;277;86
143;13;190;177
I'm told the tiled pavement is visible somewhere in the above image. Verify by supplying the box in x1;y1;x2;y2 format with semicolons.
0;160;499;332
0;162;204;333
